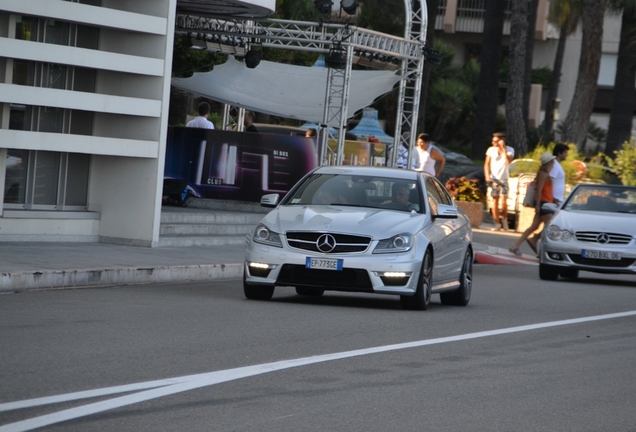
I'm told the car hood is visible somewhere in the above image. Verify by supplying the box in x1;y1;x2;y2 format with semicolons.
260;205;426;239
552;209;636;233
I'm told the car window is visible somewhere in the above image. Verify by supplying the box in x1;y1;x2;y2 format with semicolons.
564;185;636;213
425;178;445;214
510;159;539;177
282;173;423;212
431;178;453;206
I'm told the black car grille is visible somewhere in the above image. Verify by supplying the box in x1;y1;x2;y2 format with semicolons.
285;232;371;254
276;264;373;292
575;231;633;245
567;255;635;268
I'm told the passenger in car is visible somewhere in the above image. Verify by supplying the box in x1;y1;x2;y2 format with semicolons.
317;181;351;205
382;182;420;211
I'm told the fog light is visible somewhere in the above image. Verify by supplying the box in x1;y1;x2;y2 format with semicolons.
377;271;411;287
548;252;563;261
383;272;407;278
248;262;275;277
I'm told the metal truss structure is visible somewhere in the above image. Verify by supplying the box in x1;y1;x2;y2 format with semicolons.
175;2;427;166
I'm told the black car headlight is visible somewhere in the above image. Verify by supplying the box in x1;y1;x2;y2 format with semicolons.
253;224;283;248
547;225;573;241
373;233;413;254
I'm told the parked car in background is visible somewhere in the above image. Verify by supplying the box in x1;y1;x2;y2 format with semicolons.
433;143;483;186
538;183;636;280
244;166;474;310
486;158;539;228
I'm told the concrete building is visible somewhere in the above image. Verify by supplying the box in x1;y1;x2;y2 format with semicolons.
0;0;275;245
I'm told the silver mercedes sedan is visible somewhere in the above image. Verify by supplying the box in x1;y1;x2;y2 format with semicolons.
539;183;636;280
244;166;473;310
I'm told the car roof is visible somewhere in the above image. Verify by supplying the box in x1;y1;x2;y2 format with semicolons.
313;165;425;180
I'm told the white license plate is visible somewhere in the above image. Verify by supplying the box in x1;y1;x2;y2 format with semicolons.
582;250;621;260
306;257;343;270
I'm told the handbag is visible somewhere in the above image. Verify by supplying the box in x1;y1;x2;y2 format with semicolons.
522;181;536;208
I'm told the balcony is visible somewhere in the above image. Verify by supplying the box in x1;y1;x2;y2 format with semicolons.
435;0;551;37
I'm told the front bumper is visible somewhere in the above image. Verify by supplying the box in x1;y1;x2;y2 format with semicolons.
540;242;636;275
244;243;425;295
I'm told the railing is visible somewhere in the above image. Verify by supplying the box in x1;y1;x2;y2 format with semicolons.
438;0;512;34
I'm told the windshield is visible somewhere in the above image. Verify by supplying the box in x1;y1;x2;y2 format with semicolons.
282;173;423;213
563;185;636;213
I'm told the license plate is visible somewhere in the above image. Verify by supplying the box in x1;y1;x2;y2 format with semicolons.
306;257;343;270
582;250;621;260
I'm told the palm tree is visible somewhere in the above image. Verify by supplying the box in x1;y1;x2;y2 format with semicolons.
470;0;507;159
507;0;529;155
605;1;636;156
542;0;582;142
560;0;609;149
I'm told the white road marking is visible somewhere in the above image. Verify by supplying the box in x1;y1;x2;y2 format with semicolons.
2;310;635;432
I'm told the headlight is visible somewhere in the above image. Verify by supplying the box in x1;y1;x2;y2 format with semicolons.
253;224;282;248
547;225;573;242
373;233;413;254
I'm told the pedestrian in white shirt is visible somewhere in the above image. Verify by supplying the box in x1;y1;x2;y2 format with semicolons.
186;102;215;129
550;143;569;205
484;132;514;231
414;133;445;177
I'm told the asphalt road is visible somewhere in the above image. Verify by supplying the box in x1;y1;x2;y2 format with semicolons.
1;251;635;431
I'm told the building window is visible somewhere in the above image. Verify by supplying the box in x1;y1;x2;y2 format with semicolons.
4;15;98;211
4;150;90;210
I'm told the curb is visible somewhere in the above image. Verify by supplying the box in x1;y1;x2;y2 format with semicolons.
474;245;538;265
0;263;244;292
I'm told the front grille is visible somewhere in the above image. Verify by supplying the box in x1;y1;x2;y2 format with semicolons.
567;254;635;268
575;231;633;245
285;232;371;254
276;264;373;291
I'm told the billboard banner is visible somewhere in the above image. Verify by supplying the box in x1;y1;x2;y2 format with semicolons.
165;127;318;202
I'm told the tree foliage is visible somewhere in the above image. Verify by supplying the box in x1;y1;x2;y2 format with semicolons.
604;139;636;186
560;0;609;148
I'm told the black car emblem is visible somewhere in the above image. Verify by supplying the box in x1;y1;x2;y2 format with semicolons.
597;233;610;244
317;234;337;253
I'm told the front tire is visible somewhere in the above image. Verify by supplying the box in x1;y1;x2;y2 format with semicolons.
440;249;472;306
295;287;324;296
243;273;275;300
559;268;579;279
539;263;559;280
401;250;432;310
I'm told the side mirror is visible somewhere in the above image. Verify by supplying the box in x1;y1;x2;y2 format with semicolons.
261;194;280;208
433;203;458;219
541;202;559;214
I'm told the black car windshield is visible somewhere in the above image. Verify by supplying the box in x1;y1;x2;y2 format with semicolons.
563;185;636;213
282;173;423;213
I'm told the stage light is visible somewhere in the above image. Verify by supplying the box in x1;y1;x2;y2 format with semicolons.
341;0;358;15
423;46;443;66
327;44;346;69
314;0;333;15
244;49;261;68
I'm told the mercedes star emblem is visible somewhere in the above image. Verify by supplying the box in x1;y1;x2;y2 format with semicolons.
316;234;337;253
597;233;610;244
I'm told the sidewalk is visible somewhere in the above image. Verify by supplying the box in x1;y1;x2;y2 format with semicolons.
0;210;536;293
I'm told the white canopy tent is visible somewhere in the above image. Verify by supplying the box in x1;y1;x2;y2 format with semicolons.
171;56;403;127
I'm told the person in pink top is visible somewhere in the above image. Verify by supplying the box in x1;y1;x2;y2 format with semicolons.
509;152;556;256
